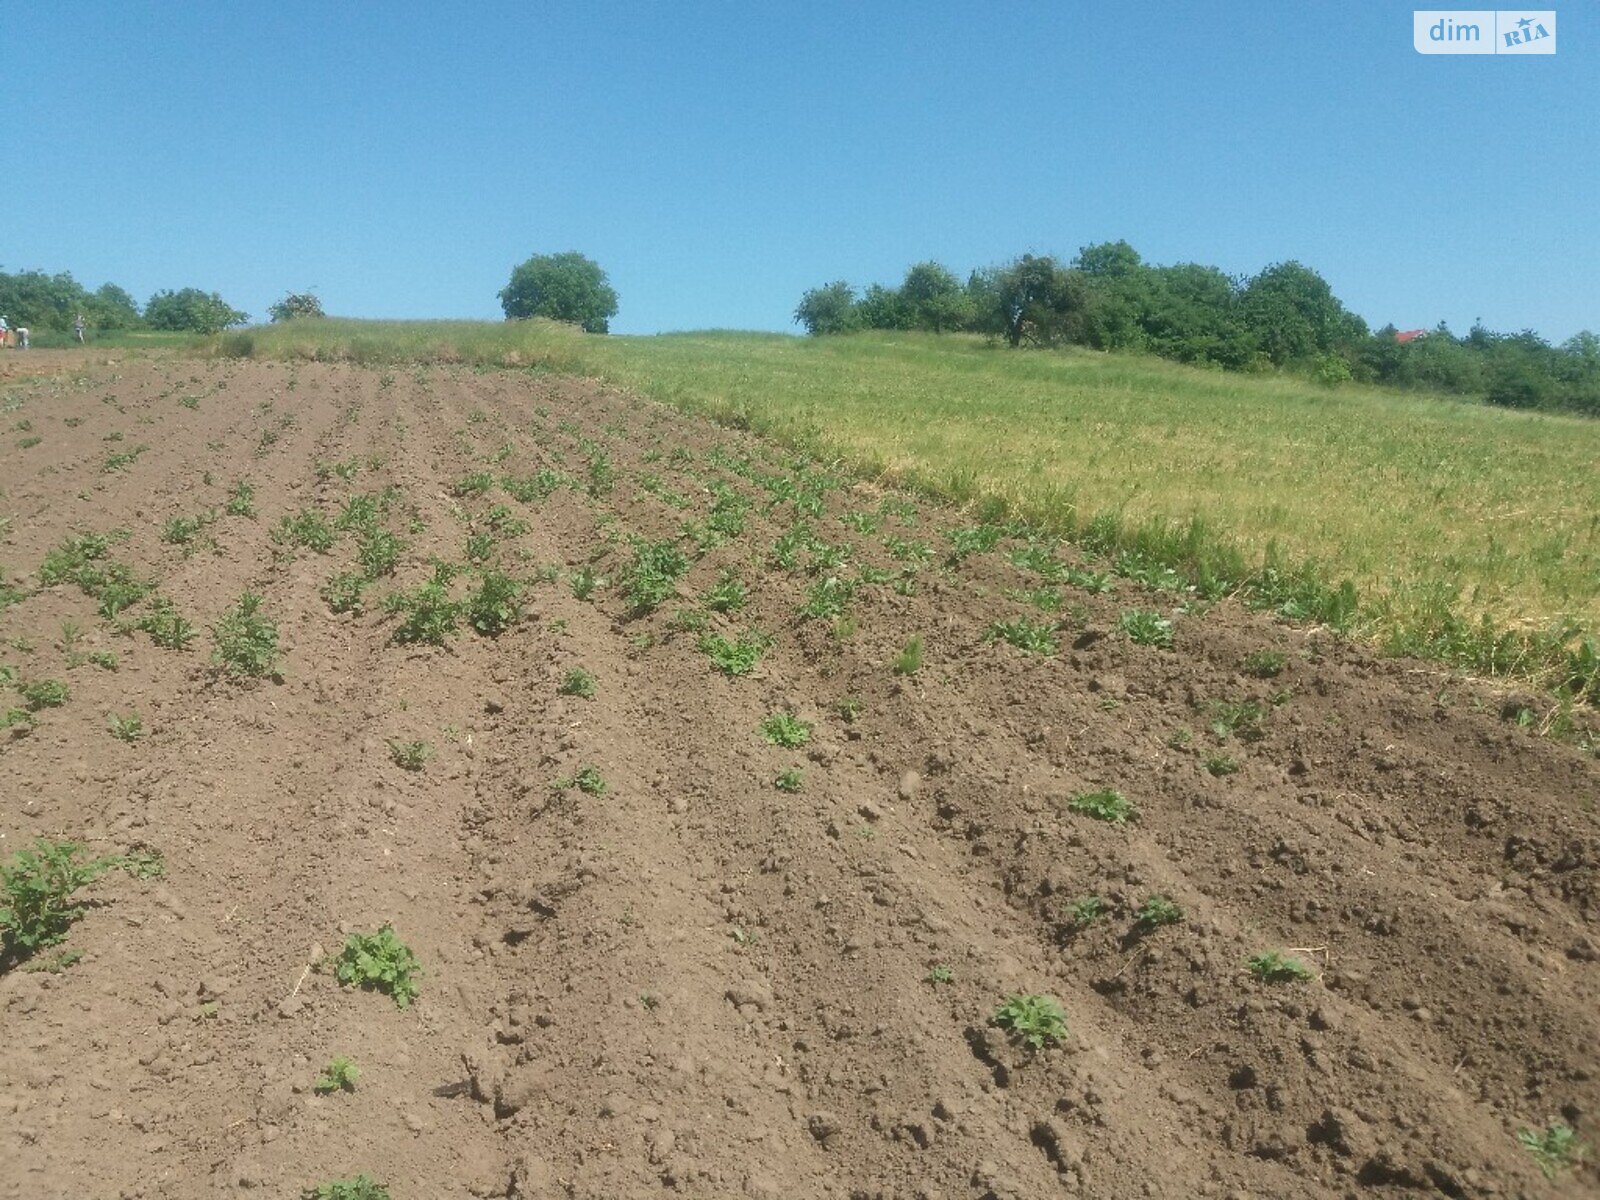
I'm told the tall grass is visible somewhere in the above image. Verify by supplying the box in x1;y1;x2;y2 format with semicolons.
229;318;1600;703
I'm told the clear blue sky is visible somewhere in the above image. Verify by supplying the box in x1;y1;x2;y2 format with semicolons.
5;3;1596;338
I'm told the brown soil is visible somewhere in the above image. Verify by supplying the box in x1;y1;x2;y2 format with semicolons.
1;356;1596;1200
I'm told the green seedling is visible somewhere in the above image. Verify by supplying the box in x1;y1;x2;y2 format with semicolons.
273;509;336;554
556;765;607;795
760;711;812;749
1;839;161;968
450;470;494;497
1204;753;1239;776
836;695;864;723
1207;698;1270;742
570;565;602;600
332;926;422;1008
1066;788;1137;824
464;530;495;563
322;572;367;615
1118;609;1174;648
386;739;431;771
211;592;280;677
985;617;1058;655
700;631;767;677
893;634;924;676
19;678;69;711
926;964;955;985
1070;896;1106;927
384;580;461;646
501;468;564;502
466;570;522;636
226;481;256;517
1517;1122;1588;1179
314;1056;360;1095
136;597;195;648
702;568;746;612
947;523;1003;560
1247;950;1313;983
798;574;855;621
303;1176;391;1200
774;768;804;793
1243;649;1287;678
991;993;1067;1050
109;712;143;743
161;512;214;551
559;668;596;699
356;529;403;577
622;538;689;615
1135;895;1183;929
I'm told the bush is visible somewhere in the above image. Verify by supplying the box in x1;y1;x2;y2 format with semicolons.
794;281;860;336
144;287;248;333
499;252;618;333
268;293;326;322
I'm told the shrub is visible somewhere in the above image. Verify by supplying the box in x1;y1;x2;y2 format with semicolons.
499;251;619;333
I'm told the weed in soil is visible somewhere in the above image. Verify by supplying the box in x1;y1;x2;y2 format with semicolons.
1;839;161;970
702;568;747;612
1243;649;1288;677
273;510;336;554
303;1176;391;1200
322;572;368;615
108;712;143;743
1066;789;1137;824
211;593;280;678
386;739;432;771
1119;609;1175;649
385;579;461;646
985;617;1059;655
700;631;767;677
332;926;422;1008
556;764;608;795
893;634;925;676
314;1056;360;1095
1070;896;1106;927
760;711;812;748
466;570;522;636
1246;950;1313;983
1135;895;1184;930
226;481;256;517
926;964;955;984
774;768;804;792
559;668;596;699
622;538;689;616
18;678;69;711
135;597;196;649
991;993;1068;1050
1517;1122;1589;1179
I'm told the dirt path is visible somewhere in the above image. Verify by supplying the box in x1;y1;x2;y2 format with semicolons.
1;357;1595;1198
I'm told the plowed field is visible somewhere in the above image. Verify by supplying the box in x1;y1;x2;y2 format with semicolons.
2;354;1596;1199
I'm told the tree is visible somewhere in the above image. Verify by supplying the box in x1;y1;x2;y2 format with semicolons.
794;281;860;336
1238;261;1365;365
899;261;972;333
499;252;618;333
88;283;141;330
855;283;907;330
973;256;1088;348
144;288;248;334
268;292;326;322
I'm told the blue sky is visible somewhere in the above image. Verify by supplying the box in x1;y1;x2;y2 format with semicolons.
4;3;1596;338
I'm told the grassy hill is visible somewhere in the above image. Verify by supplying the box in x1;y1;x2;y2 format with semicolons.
231;318;1600;699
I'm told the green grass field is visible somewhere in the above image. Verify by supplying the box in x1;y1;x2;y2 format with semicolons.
229;318;1600;698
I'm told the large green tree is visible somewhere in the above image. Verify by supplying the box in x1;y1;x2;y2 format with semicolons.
794;281;860;335
499;252;618;333
144;288;248;334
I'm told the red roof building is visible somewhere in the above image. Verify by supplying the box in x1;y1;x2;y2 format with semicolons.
1395;329;1427;344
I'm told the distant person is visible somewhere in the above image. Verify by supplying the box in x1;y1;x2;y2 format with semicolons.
0;315;9;348
16;326;29;349
74;313;86;344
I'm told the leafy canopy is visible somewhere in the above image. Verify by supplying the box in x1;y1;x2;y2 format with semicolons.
499;251;618;333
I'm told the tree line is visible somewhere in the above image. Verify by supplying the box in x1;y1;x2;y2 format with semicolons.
795;243;1600;417
0;268;264;335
